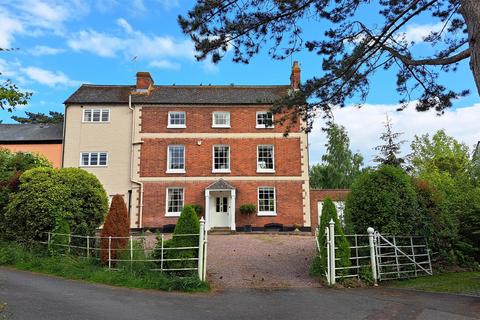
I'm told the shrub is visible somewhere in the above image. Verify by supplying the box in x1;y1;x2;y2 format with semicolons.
310;198;350;277
344;165;419;235
100;195;130;265
189;204;203;218
3;167;108;244
154;205;200;274
49;217;71;255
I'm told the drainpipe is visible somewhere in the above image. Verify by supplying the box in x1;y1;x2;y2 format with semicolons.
129;94;144;229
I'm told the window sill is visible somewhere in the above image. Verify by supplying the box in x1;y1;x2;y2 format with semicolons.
212;125;231;129
167;125;186;129
166;170;186;174
82;121;111;124
165;213;181;217
255;125;274;129
212;169;231;173
257;212;277;216
79;165;108;168
257;169;275;173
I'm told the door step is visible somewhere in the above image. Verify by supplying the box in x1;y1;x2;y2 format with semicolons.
208;227;235;235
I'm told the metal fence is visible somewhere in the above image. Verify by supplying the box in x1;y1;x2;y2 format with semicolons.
38;218;208;281
320;219;432;285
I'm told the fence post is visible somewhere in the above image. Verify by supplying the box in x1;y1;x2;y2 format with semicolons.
329;219;336;285
203;228;208;281
47;232;51;251
198;217;205;281
68;233;71;254
130;235;133;268
86;235;90;258
325;226;330;284
367;227;378;286
108;236;112;270
393;236;400;278
160;234;164;272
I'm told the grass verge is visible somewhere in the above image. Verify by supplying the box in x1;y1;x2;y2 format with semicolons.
0;242;209;292
387;272;480;295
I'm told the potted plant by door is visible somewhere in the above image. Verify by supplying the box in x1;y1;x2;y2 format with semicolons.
239;204;256;232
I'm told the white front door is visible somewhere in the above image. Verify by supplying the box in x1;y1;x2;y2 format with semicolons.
210;192;230;228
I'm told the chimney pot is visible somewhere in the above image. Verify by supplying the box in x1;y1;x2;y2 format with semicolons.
136;72;154;91
290;61;301;90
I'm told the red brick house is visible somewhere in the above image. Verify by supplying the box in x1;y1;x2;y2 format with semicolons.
64;62;313;231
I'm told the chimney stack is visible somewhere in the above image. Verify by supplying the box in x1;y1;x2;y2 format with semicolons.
290;61;301;90
135;72;154;92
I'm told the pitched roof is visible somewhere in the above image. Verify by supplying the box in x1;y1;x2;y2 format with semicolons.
64;84;290;105
0;123;63;143
206;179;235;190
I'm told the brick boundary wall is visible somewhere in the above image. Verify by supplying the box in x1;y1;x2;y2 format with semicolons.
309;189;349;231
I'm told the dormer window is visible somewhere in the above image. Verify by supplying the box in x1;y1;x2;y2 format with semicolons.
168;111;186;128
256;111;274;128
212;112;230;128
83;109;110;123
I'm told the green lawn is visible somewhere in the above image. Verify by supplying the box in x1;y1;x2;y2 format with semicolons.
388;272;480;295
0;242;209;293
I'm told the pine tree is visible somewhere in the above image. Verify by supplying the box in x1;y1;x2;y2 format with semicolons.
100;195;129;265
374;115;405;167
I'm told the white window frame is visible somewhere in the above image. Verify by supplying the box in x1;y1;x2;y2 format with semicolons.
257;187;276;216
166;145;186;173
212;111;231;128
165;187;184;217
79;152;108;167
256;111;274;128
82;108;110;123
212;145;231;173
257;145;275;173
167;111;186;128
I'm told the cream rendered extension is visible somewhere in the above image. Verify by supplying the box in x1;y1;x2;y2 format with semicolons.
62;105;140;228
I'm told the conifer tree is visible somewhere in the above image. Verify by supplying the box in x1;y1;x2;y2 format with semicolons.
374;115;406;167
100;195;129;265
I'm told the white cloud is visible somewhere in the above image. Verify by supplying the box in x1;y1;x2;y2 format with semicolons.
68;18;198;70
29;45;65;56
309;103;480;166
0;14;24;48
157;0;179;10
21;66;81;87
67;30;124;57
149;59;181;70
402;22;445;43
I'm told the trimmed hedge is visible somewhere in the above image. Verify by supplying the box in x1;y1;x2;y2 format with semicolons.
100;195;130;265
3;167;108;244
344;165;419;235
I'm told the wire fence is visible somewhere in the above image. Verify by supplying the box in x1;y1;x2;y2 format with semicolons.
36;219;208;280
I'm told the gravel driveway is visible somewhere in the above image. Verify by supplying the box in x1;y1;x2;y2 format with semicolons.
206;234;319;288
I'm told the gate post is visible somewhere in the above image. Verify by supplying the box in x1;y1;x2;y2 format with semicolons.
367;227;378;285
198;217;205;280
329;219;336;285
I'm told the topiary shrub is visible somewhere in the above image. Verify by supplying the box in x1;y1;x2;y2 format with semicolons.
100;195;130;266
4;167;108;245
310;198;350;278
153;205;200;274
344;165;418;235
190;204;203;218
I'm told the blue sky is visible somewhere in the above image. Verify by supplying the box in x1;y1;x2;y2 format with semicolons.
1;0;479;164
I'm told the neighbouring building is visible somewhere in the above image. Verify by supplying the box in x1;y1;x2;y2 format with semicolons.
0;123;63;167
63;62;314;231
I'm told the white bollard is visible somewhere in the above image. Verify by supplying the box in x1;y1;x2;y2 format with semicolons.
367;227;378;286
198;217;205;280
329;219;336;285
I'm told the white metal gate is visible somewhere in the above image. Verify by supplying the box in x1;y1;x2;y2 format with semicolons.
321;220;432;285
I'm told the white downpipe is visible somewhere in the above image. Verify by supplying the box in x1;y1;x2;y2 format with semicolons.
129;94;144;229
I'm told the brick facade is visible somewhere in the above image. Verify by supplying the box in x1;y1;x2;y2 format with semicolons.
142;181;304;229
140;137;302;177
141;106;300;134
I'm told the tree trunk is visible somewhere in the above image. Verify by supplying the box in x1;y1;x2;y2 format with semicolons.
460;0;480;96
